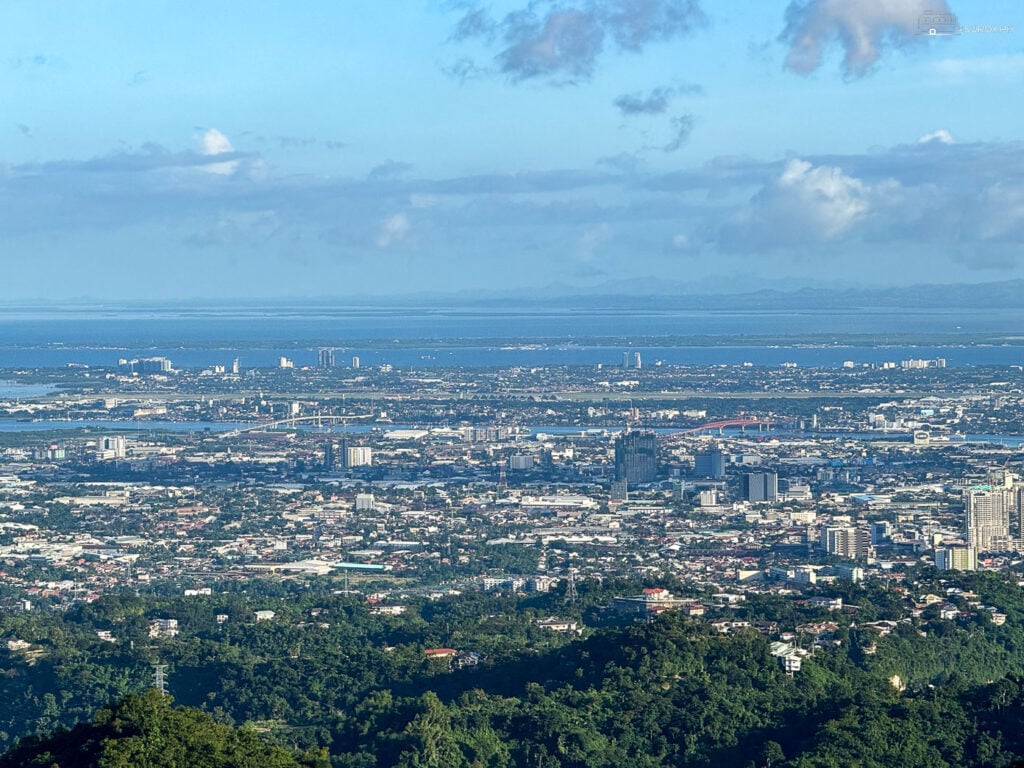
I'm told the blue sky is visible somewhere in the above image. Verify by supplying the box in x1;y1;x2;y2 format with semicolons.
3;0;1023;299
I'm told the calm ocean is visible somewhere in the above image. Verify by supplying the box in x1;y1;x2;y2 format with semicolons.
0;306;1021;368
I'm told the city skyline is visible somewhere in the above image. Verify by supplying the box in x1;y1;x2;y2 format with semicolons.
2;0;1022;299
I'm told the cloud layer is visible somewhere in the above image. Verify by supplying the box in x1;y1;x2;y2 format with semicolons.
3;132;1023;296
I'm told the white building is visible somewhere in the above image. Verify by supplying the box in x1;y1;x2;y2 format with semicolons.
346;446;373;467
148;618;179;638
97;435;127;461
821;526;871;560
965;487;1011;552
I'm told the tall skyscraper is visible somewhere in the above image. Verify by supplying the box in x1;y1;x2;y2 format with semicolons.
742;472;778;502
965;487;1011;552
351;356;360;369
318;348;336;368
1015;484;1024;541
613;430;658;485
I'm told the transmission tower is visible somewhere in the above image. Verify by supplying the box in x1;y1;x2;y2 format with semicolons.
563;569;578;606
153;664;169;695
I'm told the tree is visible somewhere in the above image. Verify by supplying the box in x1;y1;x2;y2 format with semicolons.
0;690;314;768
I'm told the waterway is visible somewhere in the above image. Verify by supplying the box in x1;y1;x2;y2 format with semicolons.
0;418;1020;448
0;381;56;399
1;344;1023;370
1;306;1024;369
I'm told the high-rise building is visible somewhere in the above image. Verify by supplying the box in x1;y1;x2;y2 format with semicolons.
694;448;727;479
965;487;1011;552
698;489;718;506
231;358;240;375
97;435;127;461
1015;484;1024;541
323;442;335;470
317;348;335;368
622;351;631;369
870;521;892;544
742;472;778;502
351;356;360;369
508;454;533;471
633;352;642;370
140;357;172;373
120;357;172;374
345;446;373;468
278;357;294;369
821;526;872;560
610;479;629;501
613;430;658;485
935;546;977;571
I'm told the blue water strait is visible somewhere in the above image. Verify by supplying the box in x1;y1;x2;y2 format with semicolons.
0;307;1022;369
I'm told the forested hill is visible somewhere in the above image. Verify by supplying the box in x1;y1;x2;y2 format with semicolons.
8;575;1024;765
319;615;1024;767
10;617;1024;767
0;689;327;768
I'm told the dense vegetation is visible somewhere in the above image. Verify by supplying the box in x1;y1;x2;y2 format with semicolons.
0;689;326;768
6;572;1024;766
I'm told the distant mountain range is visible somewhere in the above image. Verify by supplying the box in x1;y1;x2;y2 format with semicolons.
5;279;1023;312
466;279;1024;310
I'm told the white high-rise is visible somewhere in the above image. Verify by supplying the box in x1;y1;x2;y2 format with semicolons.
821;526;871;560
345;446;373;467
965;487;1011;552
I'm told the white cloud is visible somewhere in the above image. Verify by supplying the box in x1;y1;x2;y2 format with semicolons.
918;129;954;145
376;213;411;248
202;128;233;155
776;158;869;237
6;134;1024;288
780;0;949;78
200;129;238;175
723;158;871;248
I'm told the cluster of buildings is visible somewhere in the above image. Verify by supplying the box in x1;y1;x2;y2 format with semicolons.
0;362;1022;655
116;357;173;374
